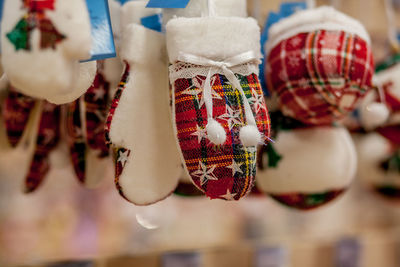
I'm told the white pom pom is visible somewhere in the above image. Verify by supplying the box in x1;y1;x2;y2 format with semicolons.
206;119;226;145
361;102;390;130
240;125;261;147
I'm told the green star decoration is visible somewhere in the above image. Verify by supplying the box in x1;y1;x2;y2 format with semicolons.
6;18;31;50
266;143;283;168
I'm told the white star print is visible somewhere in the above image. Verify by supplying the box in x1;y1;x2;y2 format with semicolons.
93;87;106;101
226;160;243;175
182;87;205;108
248;90;266;114
220;189;237;200
218;106;242;130
192;162;218;186
118;150;130;167
42;128;55;145
290;36;302;47
191;125;207;143
288;53;300;67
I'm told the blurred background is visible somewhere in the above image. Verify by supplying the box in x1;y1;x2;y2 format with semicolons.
2;0;400;266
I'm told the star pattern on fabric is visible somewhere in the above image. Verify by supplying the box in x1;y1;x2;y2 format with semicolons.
93;87;106;101
192;162;218;186
118;150;130;167
220;189;237;200
248;89;266;114
290;36;302;47
191;125;207;143
226;159;243;175
218;106;242;130
182;87;205;108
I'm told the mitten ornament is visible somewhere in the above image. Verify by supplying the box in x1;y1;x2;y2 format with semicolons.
174;167;204;197
256;113;356;210
166;14;271;200
1;0;92;100
2;86;60;193
105;1;181;205
265;6;374;125
356;55;400;200
66;62;111;188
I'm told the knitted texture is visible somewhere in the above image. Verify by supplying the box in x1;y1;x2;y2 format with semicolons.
173;68;270;200
266;30;374;125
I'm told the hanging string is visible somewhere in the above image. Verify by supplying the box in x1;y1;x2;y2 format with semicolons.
306;0;316;9
384;0;400;53
207;0;216;17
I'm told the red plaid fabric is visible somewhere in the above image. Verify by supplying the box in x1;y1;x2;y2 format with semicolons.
84;68;110;158
270;189;346;210
173;70;270;200
3;86;36;147
266;30;374;125
66;67;112;185
24;0;55;12
25;102;60;193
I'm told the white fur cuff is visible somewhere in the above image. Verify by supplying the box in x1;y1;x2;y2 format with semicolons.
166;17;262;63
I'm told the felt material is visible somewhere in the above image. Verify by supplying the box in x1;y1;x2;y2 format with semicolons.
106;22;181;205
356;133;400;188
45;61;97;105
162;0;247;24
266;29;374;125
167;16;270;200
1;0;92;99
108;0;121;39
166;17;262;63
257;127;356;195
265;6;371;54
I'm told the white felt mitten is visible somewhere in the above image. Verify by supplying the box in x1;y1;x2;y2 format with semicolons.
1;0;92;99
257;127;357;210
105;1;181;205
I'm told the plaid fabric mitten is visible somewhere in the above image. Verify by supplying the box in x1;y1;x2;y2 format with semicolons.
256;119;356;210
265;6;374;126
356;55;400;200
166;17;271;200
66;62;111;188
105;1;181;205
1;0;92;100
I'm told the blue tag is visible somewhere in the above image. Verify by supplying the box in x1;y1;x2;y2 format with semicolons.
255;246;288;267
162;252;201;267
335;238;361;267
280;2;307;17
141;14;162;33
146;0;190;8
84;0;116;62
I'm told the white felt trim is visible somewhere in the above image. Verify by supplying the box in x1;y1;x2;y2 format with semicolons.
109;25;181;205
266;6;370;54
162;0;247;25
46;61;97;105
257;127;357;194
166;17;262;63
121;1;161;29
121;24;166;64
355;133;400;186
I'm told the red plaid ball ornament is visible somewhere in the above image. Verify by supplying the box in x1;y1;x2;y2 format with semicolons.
265;7;374;125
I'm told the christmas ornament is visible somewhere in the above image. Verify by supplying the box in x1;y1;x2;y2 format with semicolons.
265;6;374;125
66;62;111;188
1;0;92;101
166;14;271;200
105;1;181;205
